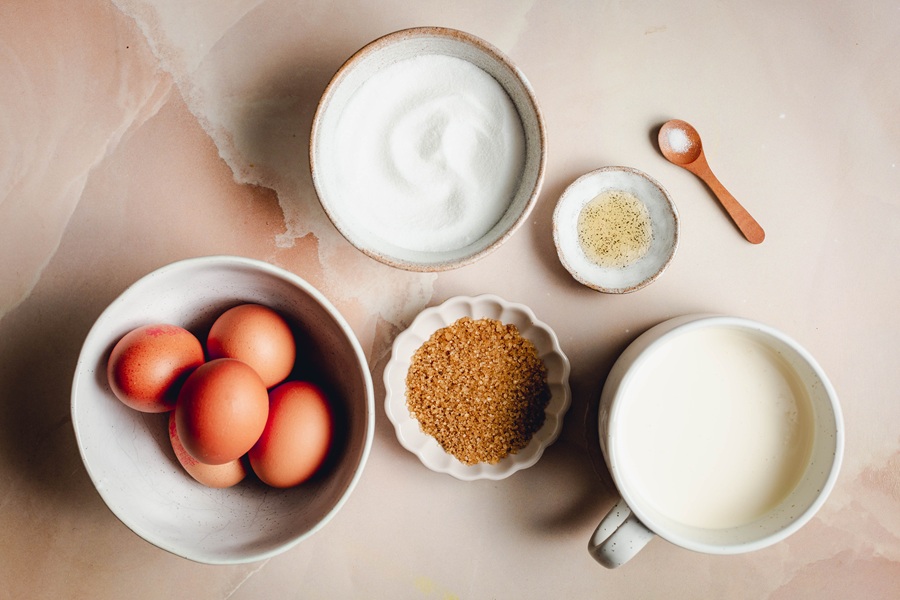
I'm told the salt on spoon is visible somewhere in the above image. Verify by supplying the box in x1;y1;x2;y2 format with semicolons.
658;119;765;244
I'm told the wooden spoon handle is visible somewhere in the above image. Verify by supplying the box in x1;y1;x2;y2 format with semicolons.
689;162;765;244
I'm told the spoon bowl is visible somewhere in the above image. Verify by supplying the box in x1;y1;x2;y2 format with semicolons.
658;119;765;244
659;120;702;165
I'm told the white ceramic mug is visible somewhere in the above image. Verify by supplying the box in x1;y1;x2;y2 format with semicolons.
588;315;843;568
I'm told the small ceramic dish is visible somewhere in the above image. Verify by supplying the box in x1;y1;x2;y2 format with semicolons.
310;27;546;272
383;294;571;481
553;166;679;293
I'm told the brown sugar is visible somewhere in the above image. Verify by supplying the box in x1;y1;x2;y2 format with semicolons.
405;317;550;465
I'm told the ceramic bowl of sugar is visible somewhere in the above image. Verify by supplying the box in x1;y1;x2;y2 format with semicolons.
383;294;571;481
553;166;679;294
310;27;546;272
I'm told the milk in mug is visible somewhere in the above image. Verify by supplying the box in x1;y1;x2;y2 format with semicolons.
616;326;815;530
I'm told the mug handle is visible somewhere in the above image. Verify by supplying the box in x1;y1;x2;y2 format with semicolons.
588;498;655;568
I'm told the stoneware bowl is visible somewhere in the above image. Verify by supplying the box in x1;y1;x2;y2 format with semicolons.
71;256;374;564
310;27;546;272
553;166;679;293
383;294;571;480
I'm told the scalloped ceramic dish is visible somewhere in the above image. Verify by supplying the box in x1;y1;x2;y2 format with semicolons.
384;295;571;480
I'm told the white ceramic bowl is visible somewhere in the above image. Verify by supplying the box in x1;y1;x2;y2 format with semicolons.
310;27;546;272
71;256;374;564
384;295;571;480
553;166;679;293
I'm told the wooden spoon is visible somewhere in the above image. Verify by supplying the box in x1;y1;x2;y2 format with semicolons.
658;119;765;244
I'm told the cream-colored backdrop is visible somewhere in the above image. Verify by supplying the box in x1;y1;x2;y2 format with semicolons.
1;1;897;597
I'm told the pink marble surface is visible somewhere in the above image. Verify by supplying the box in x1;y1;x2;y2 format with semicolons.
1;1;898;597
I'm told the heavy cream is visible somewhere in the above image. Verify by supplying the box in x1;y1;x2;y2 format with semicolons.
331;54;525;253
616;327;815;530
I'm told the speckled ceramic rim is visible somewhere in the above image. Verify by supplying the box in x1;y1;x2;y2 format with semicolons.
310;26;547;272
552;166;679;294
600;315;844;555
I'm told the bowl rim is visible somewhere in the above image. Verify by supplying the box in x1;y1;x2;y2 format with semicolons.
70;255;375;564
309;26;547;272
383;293;572;480
552;165;680;294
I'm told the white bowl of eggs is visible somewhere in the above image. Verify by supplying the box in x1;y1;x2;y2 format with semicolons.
70;256;374;564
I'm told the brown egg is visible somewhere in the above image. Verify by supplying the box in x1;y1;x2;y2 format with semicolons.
168;412;247;488
206;303;296;388
249;381;333;488
175;358;269;465
107;324;205;413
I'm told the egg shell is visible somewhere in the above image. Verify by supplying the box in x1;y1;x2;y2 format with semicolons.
175;358;269;465
107;324;205;413
206;303;296;388
249;381;333;488
168;412;247;488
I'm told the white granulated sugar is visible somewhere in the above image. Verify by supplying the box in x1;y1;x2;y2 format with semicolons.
667;127;692;154
332;54;526;253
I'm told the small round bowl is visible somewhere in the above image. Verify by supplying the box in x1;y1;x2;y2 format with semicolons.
71;256;374;564
310;27;546;272
383;295;571;480
553;166;679;293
